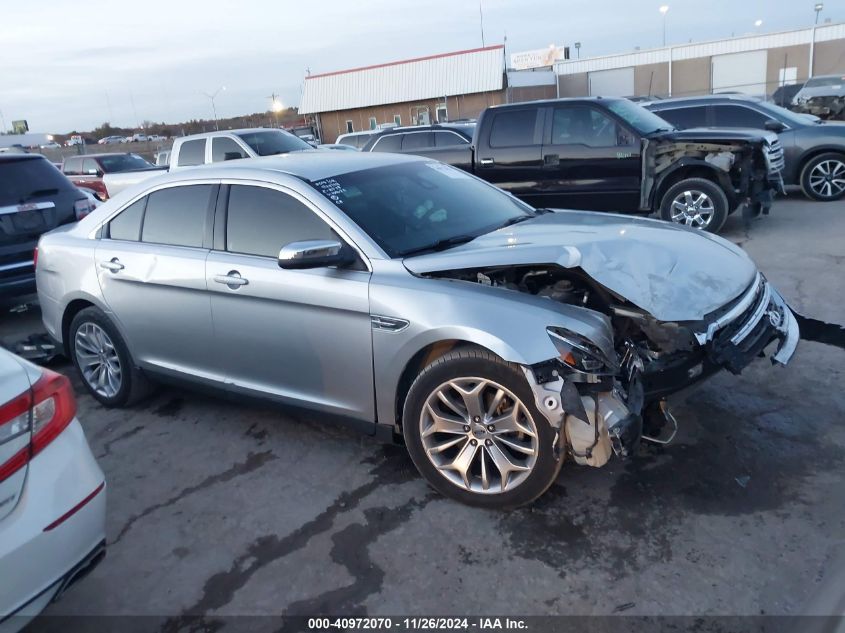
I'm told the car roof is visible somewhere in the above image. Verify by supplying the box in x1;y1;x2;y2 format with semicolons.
643;94;764;107
487;96;628;110
176;128;288;140
64;152;135;159
369;123;474;137
151;150;426;184
0;153;44;162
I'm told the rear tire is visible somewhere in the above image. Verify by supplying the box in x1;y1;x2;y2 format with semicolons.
659;177;729;233
69;307;153;407
402;347;562;509
800;152;845;201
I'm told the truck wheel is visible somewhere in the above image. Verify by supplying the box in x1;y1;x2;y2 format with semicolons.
402;347;562;509
659;178;729;233
800;153;845;201
69;307;153;407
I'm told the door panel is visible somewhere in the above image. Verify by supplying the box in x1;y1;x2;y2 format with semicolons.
537;105;641;211
475;108;543;196
95;240;217;378
206;252;374;420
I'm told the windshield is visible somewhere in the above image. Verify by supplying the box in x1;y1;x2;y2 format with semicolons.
804;76;845;88
607;98;675;134
235;130;312;155
0;157;74;205
310;161;534;257
98;153;153;172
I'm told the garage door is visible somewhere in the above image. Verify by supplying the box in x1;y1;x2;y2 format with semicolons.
712;50;768;96
588;67;635;97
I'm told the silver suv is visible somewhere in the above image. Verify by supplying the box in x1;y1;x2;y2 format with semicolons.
36;152;799;508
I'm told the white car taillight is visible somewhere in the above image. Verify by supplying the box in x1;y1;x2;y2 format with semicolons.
74;198;95;221
0;369;77;483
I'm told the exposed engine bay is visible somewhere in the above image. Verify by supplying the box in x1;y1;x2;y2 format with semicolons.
424;263;797;468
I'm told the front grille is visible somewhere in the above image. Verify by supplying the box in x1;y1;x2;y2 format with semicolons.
766;139;785;175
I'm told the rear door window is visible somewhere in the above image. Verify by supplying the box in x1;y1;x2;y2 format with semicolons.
712;105;770;129
141;185;213;247
225;185;334;258
652;106;709;129
212;137;248;162
371;135;402;152
108;198;146;241
177;139;206;166
434;131;469;147
488;109;538;148
401;132;434;150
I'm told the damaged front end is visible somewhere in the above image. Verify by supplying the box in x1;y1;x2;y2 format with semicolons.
429;263;799;469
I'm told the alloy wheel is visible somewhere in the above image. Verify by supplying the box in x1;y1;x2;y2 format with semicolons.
809;159;845;198
75;322;122;398
419;377;538;494
669;190;715;229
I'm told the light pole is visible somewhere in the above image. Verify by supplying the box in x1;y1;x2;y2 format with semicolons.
659;5;669;47
815;2;824;24
202;86;226;131
574;42;581;59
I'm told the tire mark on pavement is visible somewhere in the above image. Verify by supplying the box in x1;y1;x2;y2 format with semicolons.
96;425;145;459
111;450;277;545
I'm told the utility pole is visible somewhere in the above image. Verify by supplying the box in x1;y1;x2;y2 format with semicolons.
202;86;226;131
479;0;485;47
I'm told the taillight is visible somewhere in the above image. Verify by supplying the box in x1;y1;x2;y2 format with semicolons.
0;369;77;483
30;370;77;456
74;198;95;220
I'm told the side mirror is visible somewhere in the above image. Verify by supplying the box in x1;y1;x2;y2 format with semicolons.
278;239;355;270
764;119;786;133
223;152;244;161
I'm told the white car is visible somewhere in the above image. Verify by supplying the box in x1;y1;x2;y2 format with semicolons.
39;142;61;150
0;348;106;631
98;136;125;145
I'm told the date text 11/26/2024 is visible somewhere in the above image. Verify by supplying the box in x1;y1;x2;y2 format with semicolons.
307;617;528;630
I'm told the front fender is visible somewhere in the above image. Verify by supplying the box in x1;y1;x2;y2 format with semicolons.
648;158;734;210
369;268;614;428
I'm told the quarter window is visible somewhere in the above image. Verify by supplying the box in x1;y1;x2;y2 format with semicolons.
177;139;206;166
434;131;468;147
489;110;537;148
108;198;146;241
372;134;402;152
226;185;335;258
141;185;213;247
212;137;247;162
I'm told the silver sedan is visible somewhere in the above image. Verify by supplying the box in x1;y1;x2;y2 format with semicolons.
35;152;799;508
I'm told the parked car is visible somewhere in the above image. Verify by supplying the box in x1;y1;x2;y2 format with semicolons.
0;154;95;300
0;347;106;631
318;144;360;151
65;136;83;147
129;133;148;143
362;123;476;170
791;74;845;119
98;136;125;145
771;82;805;107
39;142;61;150
645;94;845;201
102;128;311;197
62;153;160;201
412;98;784;233
334;130;378;149
147;135;165;143
37;152;798;509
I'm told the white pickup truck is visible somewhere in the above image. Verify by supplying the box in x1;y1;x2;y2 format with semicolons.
103;128;312;197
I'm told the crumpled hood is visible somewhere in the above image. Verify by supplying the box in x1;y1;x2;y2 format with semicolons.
403;211;758;322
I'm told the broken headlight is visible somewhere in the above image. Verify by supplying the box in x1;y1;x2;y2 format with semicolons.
547;327;617;375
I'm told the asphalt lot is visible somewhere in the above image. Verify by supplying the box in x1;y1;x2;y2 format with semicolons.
2;193;844;629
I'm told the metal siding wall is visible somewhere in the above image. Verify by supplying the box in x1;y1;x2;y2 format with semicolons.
300;48;504;114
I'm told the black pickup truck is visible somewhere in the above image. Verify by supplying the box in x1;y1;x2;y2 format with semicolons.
365;98;785;233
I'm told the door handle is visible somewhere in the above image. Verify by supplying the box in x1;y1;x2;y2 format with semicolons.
214;271;249;288
543;154;559;167
99;258;124;272
479;158;495;166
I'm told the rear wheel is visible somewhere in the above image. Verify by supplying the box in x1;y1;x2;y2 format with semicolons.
659;177;729;233
69;307;152;407
402;347;562;509
800;153;845;201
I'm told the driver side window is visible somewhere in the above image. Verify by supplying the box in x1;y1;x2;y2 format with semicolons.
552;106;635;147
225;185;335;258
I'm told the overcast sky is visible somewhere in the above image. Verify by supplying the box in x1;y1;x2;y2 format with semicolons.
1;0;842;133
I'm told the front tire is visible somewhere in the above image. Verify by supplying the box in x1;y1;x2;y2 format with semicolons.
402;347;562;509
659;177;729;233
69;307;152;407
800;152;845;201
